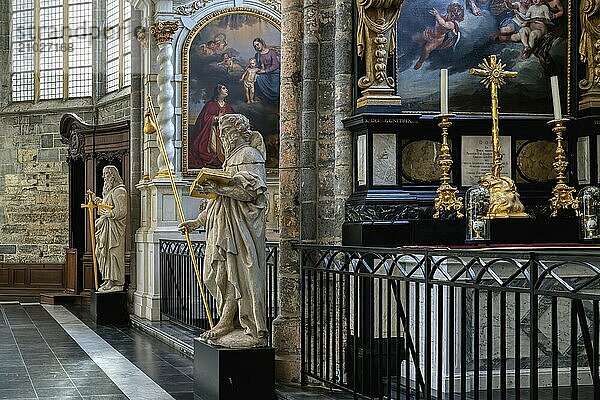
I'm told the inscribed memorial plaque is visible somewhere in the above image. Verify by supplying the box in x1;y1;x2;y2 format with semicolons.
578;137;590;185
373;134;397;186
461;136;511;186
357;134;366;187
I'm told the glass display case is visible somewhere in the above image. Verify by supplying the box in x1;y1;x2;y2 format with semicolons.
579;186;600;241
465;184;491;244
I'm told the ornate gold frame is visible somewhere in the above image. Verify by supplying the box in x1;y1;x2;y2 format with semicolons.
181;8;281;176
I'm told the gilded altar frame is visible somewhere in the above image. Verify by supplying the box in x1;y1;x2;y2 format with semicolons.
181;8;281;176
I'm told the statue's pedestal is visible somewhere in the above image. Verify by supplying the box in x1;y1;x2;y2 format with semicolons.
193;338;275;400
91;291;129;325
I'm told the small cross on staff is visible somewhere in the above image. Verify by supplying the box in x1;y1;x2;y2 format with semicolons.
469;55;517;178
81;191;113;291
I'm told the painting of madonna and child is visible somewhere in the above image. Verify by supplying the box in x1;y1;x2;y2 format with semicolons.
397;0;568;114
184;13;280;174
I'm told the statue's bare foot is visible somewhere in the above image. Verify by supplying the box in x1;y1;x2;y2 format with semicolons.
200;323;234;340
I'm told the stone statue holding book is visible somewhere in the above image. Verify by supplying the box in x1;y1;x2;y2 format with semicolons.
179;113;268;348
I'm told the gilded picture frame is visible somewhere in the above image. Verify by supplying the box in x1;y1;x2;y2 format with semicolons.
182;8;281;176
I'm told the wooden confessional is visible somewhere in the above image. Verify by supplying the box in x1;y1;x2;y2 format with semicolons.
60;114;131;295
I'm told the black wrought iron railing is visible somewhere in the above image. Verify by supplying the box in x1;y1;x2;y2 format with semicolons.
159;239;278;345
298;244;600;399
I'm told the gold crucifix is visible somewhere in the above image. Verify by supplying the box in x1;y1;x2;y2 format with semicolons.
469;55;517;178
469;56;528;218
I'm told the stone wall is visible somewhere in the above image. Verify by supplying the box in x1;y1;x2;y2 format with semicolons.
0;0;139;266
97;90;132;124
0;104;94;264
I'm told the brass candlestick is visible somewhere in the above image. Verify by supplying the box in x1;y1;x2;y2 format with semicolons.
433;114;464;219
548;118;579;217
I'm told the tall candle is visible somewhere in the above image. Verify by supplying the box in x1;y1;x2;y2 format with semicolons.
550;76;562;120
440;69;448;115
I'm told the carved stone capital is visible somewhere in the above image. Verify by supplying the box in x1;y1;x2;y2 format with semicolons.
150;21;180;46
356;0;404;107
578;0;600;109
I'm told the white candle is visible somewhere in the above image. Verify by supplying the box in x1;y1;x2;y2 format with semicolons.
550;76;562;120
440;69;448;115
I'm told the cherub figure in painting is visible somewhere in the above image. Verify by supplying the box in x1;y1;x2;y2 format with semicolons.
216;53;243;73
467;0;492;16
240;58;260;103
518;0;552;58
491;0;532;43
412;3;464;70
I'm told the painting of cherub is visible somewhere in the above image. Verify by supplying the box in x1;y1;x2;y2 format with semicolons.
396;0;568;114
183;12;281;174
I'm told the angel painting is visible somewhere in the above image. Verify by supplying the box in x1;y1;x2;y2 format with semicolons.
413;3;464;70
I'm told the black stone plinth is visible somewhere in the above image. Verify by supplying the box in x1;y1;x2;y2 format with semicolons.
343;217;581;246
193;338;275;400
90;291;129;325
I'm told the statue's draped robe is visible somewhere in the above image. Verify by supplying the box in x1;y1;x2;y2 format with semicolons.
95;184;127;285
204;145;268;339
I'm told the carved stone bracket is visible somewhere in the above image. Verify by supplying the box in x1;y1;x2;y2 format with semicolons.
356;0;404;107
579;0;600;109
136;26;148;51
175;0;216;16
150;21;180;45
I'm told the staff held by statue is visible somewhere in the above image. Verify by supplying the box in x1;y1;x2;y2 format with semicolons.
144;95;214;329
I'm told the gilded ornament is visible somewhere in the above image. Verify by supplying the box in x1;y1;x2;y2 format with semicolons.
579;0;600;109
470;55;527;218
433;115;463;219
548;119;579;217
136;27;148;51
150;21;180;45
356;0;404;107
175;0;216;15
259;0;281;12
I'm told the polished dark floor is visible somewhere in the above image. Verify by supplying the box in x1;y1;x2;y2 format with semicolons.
64;303;194;400
0;302;194;400
0;302;126;400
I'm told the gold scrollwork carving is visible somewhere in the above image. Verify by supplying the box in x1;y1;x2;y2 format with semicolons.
356;0;404;107
259;0;281;12
175;0;216;16
136;27;148;51
579;0;600;91
150;21;181;45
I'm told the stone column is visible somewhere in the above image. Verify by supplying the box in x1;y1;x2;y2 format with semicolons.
301;0;318;243
149;21;179;176
273;0;304;383
334;0;354;236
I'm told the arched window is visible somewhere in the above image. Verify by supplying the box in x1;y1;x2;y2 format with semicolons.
11;0;93;102
106;0;131;93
